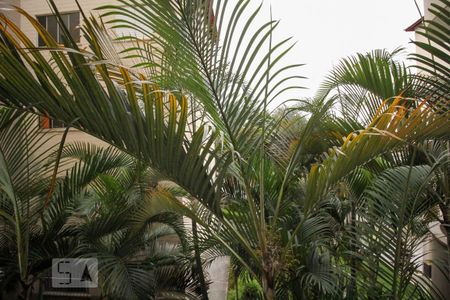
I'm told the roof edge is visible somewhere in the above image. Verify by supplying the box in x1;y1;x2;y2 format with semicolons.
405;17;424;32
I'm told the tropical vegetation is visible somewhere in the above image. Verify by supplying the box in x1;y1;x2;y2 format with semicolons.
0;0;449;299
0;108;205;299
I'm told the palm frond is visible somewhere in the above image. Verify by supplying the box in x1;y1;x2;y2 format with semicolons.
354;165;445;299
0;5;224;212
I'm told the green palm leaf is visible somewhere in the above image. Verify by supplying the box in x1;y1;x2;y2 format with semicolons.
354;165;445;299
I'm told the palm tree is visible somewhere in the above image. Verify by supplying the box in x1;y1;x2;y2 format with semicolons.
0;0;448;299
316;2;450;295
60;143;205;299
0;108;203;299
0;107;73;299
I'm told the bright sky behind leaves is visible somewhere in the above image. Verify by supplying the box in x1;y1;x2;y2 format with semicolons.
248;0;424;100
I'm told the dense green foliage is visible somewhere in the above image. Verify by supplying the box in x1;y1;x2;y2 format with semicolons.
0;0;449;299
0;108;204;299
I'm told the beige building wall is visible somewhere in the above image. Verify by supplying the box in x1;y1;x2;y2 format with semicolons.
1;0;157;150
413;0;450;75
0;0;21;25
14;0;118;43
425;223;450;299
1;0;125;148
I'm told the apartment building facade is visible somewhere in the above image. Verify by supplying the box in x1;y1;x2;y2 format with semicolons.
406;0;450;73
1;0;117;150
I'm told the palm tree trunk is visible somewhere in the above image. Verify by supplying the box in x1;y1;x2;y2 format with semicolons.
262;272;275;300
23;282;32;300
192;220;209;300
234;269;239;300
38;279;44;300
348;201;358;299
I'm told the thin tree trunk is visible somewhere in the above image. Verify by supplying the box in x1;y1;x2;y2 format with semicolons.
24;282;32;300
36;279;43;300
192;220;209;300
234;269;239;300
262;273;275;300
348;201;358;299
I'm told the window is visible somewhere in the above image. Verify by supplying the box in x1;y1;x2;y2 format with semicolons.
423;262;432;279
37;12;80;46
40;116;65;129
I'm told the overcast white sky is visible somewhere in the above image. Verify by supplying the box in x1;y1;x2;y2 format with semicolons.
245;0;424;99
